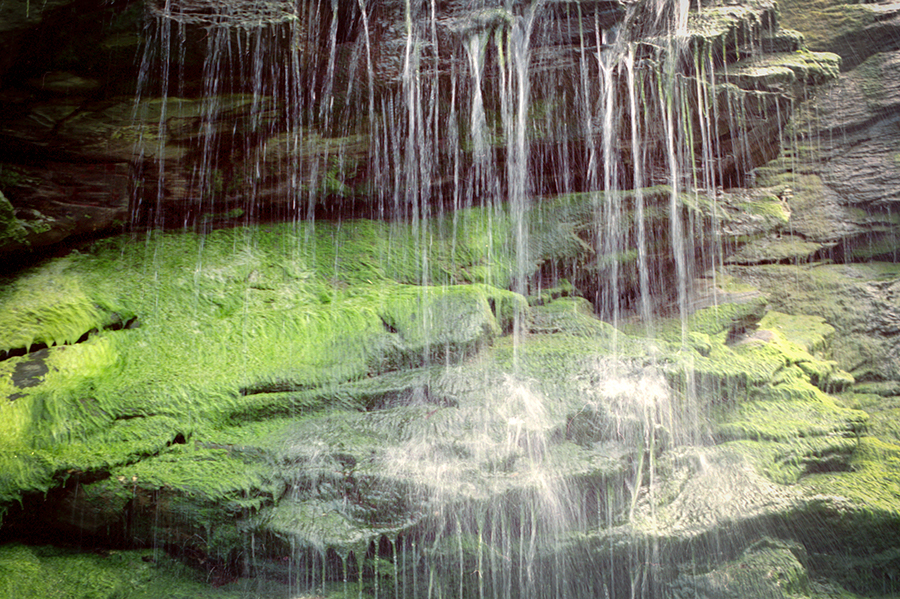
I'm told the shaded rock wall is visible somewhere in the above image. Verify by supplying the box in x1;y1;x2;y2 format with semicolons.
0;0;851;283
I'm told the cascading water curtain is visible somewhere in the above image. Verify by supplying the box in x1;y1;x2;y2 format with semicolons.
128;1;743;597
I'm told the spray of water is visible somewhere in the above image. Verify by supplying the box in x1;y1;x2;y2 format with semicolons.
127;0;791;594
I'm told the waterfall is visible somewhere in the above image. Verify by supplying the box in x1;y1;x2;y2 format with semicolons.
128;1;719;595
0;0;876;596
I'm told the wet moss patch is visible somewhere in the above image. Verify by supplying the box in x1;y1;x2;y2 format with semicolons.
0;542;305;598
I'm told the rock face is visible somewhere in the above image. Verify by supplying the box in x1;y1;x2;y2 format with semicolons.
0;0;842;271
734;49;900;265
0;0;898;597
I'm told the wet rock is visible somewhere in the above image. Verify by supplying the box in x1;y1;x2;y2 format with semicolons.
730;262;900;382
814;52;900;211
0;0;81;83
0;161;129;257
10;348;50;389
727;234;831;264
26;72;102;95
778;0;900;70
726;50;841;94
745;50;900;264
669;538;810;599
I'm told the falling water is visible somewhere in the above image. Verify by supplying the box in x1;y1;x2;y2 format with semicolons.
123;0;796;596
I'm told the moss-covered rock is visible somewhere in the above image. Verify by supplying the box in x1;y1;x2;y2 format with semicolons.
0;191;27;250
777;0;900;69
0;542;308;598
747;51;900;264
729;262;900;382
725;50;841;93
0;217;523;524
0;208;897;597
669;537;810;599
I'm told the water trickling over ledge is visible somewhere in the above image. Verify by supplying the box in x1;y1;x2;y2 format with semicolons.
1;0;899;597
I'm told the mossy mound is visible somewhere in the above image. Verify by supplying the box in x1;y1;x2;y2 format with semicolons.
669;537;810;599
727;235;831;265
0;216;524;519
0;542;307;599
725;50;842;93
0;216;898;596
776;0;896;69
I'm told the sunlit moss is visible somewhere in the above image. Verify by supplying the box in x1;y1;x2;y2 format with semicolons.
777;0;877;60
792;438;900;593
727;50;841;90
727;262;900;381
801;437;900;514
0;205;896;593
0;216;531;526
0;259;129;354
529;297;617;337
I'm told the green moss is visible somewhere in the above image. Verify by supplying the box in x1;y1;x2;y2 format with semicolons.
0;450;55;511
758;311;834;354
793;438;900;592
843;393;900;446
716;372;865;442
0;543;127;599
529;297;617;337
0;200;895;591
686;3;774;42
712;313;865;436
777;0;877;56
671;537;810;598
743;194;791;222
728;262;900;381
0;336;124;448
728;236;827;264
0;215;535;525
262;497;390;553
738;50;841;85
51;414;188;473
659;295;769;340
847;232;900;261
0;260;130;354
853;381;900;397
0;543;308;599
816;437;900;513
730;63;798;91
0;191;27;248
119;444;277;503
689;308;870;485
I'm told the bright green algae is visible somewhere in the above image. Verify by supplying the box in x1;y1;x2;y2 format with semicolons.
0;214;897;596
0;216;521;516
0;542;315;599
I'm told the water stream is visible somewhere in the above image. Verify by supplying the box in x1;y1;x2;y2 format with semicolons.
120;0;808;596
